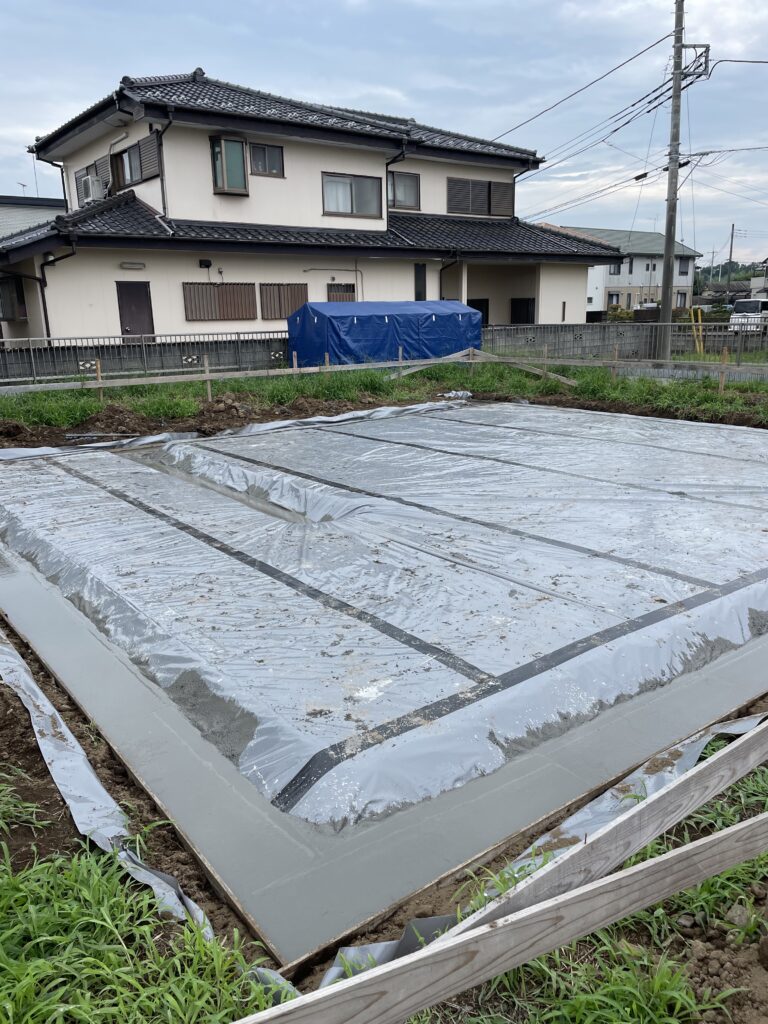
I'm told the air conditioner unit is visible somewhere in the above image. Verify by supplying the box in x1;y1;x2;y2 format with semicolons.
81;174;104;203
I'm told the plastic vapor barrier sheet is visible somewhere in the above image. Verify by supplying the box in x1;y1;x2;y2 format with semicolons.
1;401;767;831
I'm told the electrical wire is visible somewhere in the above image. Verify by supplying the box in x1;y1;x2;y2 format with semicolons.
491;33;672;141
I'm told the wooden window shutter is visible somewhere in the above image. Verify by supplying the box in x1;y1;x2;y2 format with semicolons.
469;180;490;215
447;177;471;214
95;156;110;190
182;282;257;321
74;168;87;206
138;134;161;180
259;283;309;319
490;181;515;217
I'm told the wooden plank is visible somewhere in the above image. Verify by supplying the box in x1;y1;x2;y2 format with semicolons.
234;813;768;1024
483;355;768;377
445;716;768;937
0;353;475;395
474;350;577;385
383;348;472;380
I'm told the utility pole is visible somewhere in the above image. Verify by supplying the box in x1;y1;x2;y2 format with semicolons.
659;0;685;358
726;222;735;303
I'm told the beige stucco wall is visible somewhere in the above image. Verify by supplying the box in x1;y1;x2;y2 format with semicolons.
392;157;516;217
1;259;47;341
161;127;387;230
466;264;538;323
39;249;442;337
536;264;588;324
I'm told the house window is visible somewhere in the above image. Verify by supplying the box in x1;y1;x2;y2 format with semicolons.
609;262;621;275
250;143;284;177
608;292;620;306
182;282;257;320
625;293;632;310
260;282;309;319
587;296;593;305
652;262;657;271
387;171;420;210
414;263;427;301
679;256;690;276
322;173;381;217
210;137;248;194
628;257;634;275
112;144;142;189
676;291;687;308
327;282;356;302
0;277;27;321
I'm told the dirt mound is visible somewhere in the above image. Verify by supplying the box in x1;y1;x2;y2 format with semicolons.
78;403;157;436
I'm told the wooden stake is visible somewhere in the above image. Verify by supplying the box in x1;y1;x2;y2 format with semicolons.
324;351;330;370
397;345;403;378
542;343;548;379
95;358;103;404
203;354;213;402
719;345;729;395
611;344;619;382
292;351;298;375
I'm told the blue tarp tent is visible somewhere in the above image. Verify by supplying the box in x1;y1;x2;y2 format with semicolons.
287;300;482;368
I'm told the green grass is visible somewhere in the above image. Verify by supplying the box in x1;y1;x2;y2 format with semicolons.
0;776;287;1023
425;737;768;1024
2;364;767;430
0;768;48;837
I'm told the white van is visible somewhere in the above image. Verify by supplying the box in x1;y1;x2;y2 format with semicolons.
729;298;768;333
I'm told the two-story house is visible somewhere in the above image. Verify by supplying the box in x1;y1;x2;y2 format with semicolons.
559;226;701;314
0;69;618;342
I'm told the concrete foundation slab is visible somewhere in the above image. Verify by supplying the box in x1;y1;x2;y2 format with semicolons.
1;401;766;961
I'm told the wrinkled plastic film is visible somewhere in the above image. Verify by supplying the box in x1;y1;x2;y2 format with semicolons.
0;628;212;936
1;402;767;829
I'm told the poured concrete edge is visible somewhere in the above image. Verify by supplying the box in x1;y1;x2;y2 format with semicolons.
1;544;767;964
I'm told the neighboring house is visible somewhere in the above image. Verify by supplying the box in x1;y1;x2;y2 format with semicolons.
0;69;618;342
700;280;752;303
0;195;65;237
557;226;701;313
751;264;768;299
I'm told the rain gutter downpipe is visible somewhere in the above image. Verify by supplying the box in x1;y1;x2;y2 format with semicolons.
439;254;460;300
157;109;174;218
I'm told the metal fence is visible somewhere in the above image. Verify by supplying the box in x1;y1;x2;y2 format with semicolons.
0;331;289;384
481;322;768;383
1;323;767;387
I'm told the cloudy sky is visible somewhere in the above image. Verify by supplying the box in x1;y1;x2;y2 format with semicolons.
2;0;767;262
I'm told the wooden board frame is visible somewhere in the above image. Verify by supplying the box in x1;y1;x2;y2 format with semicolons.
234;812;768;1024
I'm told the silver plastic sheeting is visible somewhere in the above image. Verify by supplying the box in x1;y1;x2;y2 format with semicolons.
0;628;212;935
0;401;767;830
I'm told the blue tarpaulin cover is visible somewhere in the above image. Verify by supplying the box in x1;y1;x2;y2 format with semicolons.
288;300;482;367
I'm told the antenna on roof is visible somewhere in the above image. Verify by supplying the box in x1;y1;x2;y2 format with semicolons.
17;182;27;197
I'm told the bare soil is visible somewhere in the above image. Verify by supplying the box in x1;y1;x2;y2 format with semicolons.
2;389;767;449
0;621;272;964
0;393;396;449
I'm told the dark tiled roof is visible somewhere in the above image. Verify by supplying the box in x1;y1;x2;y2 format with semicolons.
35;68;537;164
1;193;619;263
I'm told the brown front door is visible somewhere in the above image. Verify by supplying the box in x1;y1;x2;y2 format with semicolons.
116;281;155;336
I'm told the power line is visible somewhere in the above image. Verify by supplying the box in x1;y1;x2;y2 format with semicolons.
693;177;768;209
492;33;672;141
522;164;668;221
687;145;768;156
